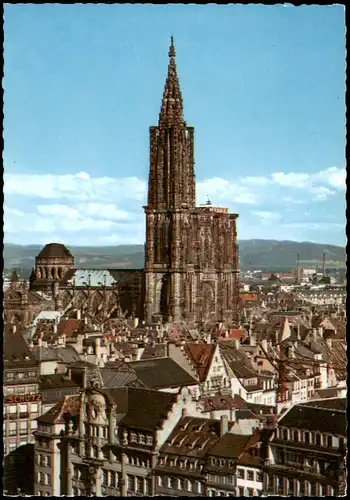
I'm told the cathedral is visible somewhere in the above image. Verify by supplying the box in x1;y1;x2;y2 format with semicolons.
144;37;239;323
5;38;239;326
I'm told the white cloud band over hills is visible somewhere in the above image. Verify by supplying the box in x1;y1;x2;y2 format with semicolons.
4;166;346;246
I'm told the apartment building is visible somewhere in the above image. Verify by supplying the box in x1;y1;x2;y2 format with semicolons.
4;332;41;456
264;398;346;496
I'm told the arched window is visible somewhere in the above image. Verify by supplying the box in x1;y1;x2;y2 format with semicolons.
51;267;55;279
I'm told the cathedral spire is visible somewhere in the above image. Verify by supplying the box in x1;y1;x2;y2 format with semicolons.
159;36;184;125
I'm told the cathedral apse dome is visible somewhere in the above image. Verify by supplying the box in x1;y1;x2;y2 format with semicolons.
32;243;75;288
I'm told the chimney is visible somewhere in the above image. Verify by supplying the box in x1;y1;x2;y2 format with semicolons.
250;332;256;347
83;367;88;389
220;415;229;437
77;309;81;320
181;408;187;418
12;324;17;333
53;323;57;334
67;367;72;379
261;339;268;353
38;335;42;347
297;324;301;340
322;253;326;276
326;337;332;350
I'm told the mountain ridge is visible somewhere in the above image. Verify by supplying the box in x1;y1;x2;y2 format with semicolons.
4;240;345;275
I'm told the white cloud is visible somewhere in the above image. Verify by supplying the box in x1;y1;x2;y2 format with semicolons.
271;172;310;188
314;166;346;189
37;204;81;219
252;211;282;226
4;166;345;245
4;172;147;202
197;178;258;205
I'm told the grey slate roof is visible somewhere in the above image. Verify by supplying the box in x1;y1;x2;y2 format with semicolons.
279;401;346;435
129;358;198;390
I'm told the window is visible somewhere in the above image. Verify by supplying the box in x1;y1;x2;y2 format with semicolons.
9;422;17;436
38;471;42;484
304;432;310;444
139;434;145;444
7;372;15;380
136;477;143;494
310;482;317;496
168;477;173;489
32;421;38;431
315;433;321;446
178;479;184;490
127;475;134;492
45;474;51;486
6;387;14;395
294;430;299;442
238;469;245;479
247;488;254;496
146;436;153;446
109;471;116;488
20;421;28;435
18;372;25;380
319;484;326;496
247;470;254;481
130;432;137;442
196;481;202;494
256;471;263;482
142;478;149;495
277;477;283;490
28;371;36;378
17;386;25;395
74;466;80;480
288;479;294;493
238;487;244;496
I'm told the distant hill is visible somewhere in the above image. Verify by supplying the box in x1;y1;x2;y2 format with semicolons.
3;240;345;277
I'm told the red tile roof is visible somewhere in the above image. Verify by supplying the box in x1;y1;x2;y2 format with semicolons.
219;328;247;340
58;319;84;338
184;343;216;382
239;293;259;302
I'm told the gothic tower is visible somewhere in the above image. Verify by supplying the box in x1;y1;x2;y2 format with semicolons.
144;38;239;324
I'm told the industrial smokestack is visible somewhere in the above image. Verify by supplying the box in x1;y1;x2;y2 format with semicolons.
296;253;301;284
322;253;326;276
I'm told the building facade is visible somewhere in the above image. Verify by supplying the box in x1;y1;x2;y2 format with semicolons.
264;399;346;497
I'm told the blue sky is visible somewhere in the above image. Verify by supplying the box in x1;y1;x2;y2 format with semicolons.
4;4;346;246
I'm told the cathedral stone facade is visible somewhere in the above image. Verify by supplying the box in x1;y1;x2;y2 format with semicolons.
144;37;239;324
7;38;239;327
